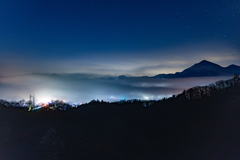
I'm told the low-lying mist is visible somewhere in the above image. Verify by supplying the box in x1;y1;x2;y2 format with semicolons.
0;74;232;104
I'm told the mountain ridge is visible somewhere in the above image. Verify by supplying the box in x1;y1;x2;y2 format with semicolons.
153;60;240;78
1;60;239;79
117;60;240;79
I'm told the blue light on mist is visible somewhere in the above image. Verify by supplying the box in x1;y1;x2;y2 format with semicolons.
121;96;126;101
0;74;232;103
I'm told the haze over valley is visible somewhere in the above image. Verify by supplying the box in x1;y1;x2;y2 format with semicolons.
0;60;237;103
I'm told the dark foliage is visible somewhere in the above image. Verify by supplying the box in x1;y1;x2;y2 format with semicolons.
38;128;65;160
0;79;240;159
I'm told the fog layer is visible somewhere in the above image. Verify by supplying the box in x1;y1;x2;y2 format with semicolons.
0;74;232;103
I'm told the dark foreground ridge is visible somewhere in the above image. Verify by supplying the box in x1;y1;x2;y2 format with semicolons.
0;75;240;160
184;74;240;99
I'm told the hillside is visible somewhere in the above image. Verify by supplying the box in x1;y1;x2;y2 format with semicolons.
0;76;240;160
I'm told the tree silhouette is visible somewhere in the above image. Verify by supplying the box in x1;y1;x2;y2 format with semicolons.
38;128;64;160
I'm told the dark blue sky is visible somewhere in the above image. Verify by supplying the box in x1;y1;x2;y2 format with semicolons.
0;0;240;76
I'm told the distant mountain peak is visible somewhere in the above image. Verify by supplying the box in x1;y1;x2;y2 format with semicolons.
199;60;211;63
197;60;217;65
194;60;221;67
226;64;240;68
154;60;240;78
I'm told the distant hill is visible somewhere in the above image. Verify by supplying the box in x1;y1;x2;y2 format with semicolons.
1;60;239;79
29;73;61;77
154;60;240;78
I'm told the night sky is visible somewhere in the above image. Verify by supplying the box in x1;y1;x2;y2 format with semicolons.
0;0;240;76
0;0;240;103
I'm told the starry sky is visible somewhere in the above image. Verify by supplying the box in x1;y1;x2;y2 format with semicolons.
0;0;240;76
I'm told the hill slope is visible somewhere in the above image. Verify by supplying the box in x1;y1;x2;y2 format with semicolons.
0;75;240;160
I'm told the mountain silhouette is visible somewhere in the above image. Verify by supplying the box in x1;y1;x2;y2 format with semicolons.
154;60;240;78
